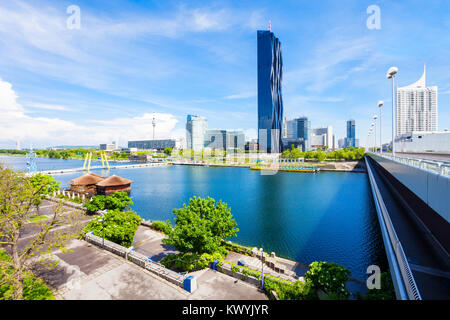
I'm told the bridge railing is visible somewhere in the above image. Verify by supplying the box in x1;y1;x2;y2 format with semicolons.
365;157;422;300
373;153;450;177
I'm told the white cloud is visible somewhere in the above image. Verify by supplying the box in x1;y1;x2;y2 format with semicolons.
25;103;71;111
223;91;256;100
0;78;180;147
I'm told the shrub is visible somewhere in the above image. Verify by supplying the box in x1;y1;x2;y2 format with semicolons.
304;261;351;299
82;209;141;247
83;191;133;214
151;220;172;234
161;252;223;272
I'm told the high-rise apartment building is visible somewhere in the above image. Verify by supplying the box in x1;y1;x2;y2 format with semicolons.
257;29;283;153
396;65;438;136
186;115;208;151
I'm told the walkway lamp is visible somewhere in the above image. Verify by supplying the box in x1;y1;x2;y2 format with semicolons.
378;101;384;154
373;115;378;152
386;67;398;156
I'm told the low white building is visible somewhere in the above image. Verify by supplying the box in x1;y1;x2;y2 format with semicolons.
395;131;450;153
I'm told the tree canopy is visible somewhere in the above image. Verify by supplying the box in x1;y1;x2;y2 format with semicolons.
163;196;239;255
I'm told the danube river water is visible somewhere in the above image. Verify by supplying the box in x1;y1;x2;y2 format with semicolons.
1;156;387;280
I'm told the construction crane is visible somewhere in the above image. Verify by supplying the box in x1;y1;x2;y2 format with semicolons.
152;116;156;140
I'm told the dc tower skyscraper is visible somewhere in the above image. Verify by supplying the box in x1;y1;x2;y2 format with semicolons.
257;24;283;153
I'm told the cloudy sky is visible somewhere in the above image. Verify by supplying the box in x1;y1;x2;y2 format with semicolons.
0;0;449;148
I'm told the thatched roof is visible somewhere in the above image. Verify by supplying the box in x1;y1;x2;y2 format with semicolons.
95;175;133;187
69;173;105;186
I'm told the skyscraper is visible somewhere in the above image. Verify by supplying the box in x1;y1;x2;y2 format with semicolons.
186;115;207;151
346;119;356;147
296;117;311;151
257;29;283;153
396;65;438;136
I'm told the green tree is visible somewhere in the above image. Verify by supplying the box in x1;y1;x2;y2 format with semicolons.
163;196;239;255
163;147;173;155
304;261;351;299
290;148;302;159
83;191;133;214
304;151;315;159
315;151;326;161
29;173;61;214
47;150;60;159
0;166;82;299
82;209;141;247
281;150;291;158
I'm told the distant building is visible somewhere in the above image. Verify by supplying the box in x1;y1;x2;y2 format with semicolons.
338;138;346;149
396;131;450;153
95;175;133;195
69;173;105;195
100;142;118;151
286;119;298;139
296;117;311;151
346;119;356;147
396;65;438;136
245;141;258;151
186;115;208;151
121;147;138;153
311;126;333;149
257;29;283;153
127;139;183;151
204;129;245;151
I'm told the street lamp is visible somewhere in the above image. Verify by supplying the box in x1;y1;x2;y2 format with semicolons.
386;67;398;156
378;101;384;154
259;248;264;290
373;115;378;152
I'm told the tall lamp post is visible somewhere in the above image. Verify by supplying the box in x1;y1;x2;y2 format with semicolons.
378;101;384;154
370;123;374;152
373;115;378;152
386;67;398;156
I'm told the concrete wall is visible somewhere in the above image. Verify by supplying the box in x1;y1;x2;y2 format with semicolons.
370;154;450;223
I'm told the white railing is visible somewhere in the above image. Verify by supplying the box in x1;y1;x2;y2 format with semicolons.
372;153;450;177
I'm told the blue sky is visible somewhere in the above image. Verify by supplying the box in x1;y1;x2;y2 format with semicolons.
0;0;449;148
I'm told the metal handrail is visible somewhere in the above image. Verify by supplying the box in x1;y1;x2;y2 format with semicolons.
365;157;421;300
372;152;450;177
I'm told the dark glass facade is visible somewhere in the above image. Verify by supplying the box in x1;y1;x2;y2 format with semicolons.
346;119;356;147
257;30;283;153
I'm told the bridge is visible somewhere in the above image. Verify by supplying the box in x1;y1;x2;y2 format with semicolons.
365;152;450;300
35;162;169;175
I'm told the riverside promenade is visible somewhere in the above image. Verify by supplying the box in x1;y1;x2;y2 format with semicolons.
12;199;267;300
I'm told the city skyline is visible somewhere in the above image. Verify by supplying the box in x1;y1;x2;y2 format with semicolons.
0;0;449;149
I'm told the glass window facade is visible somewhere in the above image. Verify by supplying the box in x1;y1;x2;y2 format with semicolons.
257;30;283;153
346;119;356;147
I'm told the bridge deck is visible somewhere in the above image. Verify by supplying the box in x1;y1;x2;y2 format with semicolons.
368;157;450;299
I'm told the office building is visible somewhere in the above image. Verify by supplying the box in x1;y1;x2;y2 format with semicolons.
396;65;438;136
296;117;311;151
186;115;208;151
346;119;356;147
396;131;450;153
311;126;333;149
100;141;118;151
127;139;183;151
286;119;298;139
257;29;283;153
204;129;245;151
